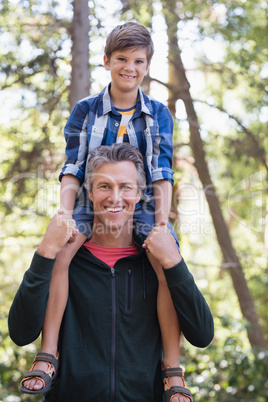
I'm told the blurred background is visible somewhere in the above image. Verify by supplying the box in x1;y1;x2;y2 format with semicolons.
0;0;267;400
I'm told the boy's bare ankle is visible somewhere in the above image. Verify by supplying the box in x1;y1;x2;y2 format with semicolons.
162;358;180;368
40;346;58;357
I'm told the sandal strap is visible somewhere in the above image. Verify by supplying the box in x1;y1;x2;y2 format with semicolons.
21;369;52;389
22;369;52;382
161;366;193;402
21;352;59;389
33;352;59;371
161;367;184;379
165;385;193;402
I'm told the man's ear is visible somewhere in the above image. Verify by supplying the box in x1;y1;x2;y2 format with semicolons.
136;190;142;204
103;55;110;71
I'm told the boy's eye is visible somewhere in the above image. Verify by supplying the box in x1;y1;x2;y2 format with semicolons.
135;60;144;64
118;57;126;62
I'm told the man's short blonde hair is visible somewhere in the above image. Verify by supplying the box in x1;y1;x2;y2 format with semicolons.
85;143;146;197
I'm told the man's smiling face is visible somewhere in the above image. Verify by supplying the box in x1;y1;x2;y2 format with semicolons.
89;161;141;235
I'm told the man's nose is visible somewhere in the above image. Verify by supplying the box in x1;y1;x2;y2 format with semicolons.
109;186;121;203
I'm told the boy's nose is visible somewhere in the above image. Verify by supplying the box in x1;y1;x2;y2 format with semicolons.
124;61;135;71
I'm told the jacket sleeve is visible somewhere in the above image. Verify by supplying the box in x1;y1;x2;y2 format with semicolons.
59;101;89;185
151;105;174;185
8;252;55;346
164;258;214;348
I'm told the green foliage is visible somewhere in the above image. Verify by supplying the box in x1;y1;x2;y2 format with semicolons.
1;0;268;399
182;324;268;401
187;346;268;401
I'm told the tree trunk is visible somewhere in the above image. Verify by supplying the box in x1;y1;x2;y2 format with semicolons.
162;0;267;349
69;0;90;111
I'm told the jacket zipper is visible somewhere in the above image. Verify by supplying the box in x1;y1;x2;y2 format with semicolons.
110;267;116;402
126;267;133;313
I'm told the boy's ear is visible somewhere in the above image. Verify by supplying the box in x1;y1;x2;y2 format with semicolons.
103;55;110;71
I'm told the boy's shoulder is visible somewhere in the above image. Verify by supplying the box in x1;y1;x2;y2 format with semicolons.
77;87;106;106
139;87;171;116
72;86;108;114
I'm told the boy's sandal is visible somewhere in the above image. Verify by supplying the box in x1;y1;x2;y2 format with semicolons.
20;352;59;394
161;366;193;402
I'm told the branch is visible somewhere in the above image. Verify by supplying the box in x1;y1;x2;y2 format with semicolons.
194;99;268;173
145;74;189;94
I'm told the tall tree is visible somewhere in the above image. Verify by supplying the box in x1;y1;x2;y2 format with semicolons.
69;0;90;110
160;0;267;349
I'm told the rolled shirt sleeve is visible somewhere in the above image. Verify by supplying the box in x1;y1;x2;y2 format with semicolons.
151;105;174;185
59;102;89;185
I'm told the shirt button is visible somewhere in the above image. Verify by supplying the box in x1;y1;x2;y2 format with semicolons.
115;122;119;127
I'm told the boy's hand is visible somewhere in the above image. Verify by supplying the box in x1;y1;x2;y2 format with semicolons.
68;228;80;244
142;221;181;268
37;210;78;258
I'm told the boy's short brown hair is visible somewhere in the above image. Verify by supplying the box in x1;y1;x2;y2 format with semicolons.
104;22;154;64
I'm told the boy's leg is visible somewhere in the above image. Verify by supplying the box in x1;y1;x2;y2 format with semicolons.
22;233;87;392
134;204;190;401
146;253;191;402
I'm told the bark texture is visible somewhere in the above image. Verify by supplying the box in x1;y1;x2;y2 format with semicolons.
69;0;90;111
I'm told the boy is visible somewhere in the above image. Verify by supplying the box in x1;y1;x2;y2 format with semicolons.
21;22;192;402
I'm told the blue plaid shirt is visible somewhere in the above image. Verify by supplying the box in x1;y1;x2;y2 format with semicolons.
60;85;174;198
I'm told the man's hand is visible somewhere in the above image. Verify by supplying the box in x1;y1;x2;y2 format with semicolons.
142;221;181;268
37;210;78;259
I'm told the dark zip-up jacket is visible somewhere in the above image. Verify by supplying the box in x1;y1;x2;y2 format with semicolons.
8;236;214;401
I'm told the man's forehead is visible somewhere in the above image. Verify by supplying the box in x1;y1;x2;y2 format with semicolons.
92;161;138;183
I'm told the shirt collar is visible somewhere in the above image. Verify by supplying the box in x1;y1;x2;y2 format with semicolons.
97;84;153;118
137;86;153;117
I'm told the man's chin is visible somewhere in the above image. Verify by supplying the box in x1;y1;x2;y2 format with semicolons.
93;220;133;237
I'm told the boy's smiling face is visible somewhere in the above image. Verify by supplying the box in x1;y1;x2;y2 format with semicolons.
103;48;150;100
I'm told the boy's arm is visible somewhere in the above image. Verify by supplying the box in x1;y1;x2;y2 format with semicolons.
153;179;172;224
151;105;174;185
60;174;81;215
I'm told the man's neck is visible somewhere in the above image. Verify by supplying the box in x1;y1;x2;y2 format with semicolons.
109;84;138;109
90;225;134;248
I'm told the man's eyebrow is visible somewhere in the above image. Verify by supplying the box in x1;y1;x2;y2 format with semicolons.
95;180;111;185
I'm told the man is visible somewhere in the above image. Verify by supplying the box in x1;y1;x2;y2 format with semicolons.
9;143;214;401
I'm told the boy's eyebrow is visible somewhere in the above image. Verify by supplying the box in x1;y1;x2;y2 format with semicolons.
116;52;146;60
